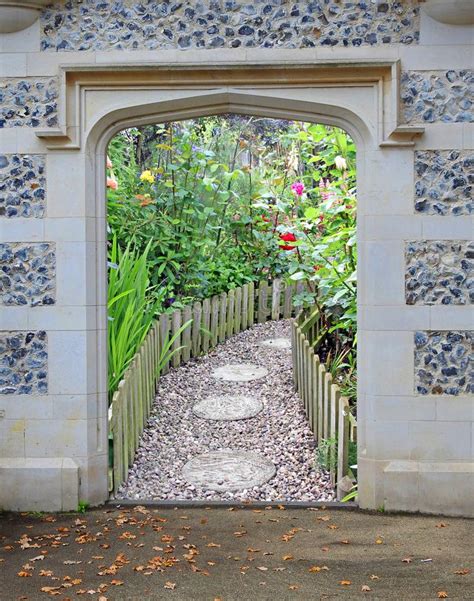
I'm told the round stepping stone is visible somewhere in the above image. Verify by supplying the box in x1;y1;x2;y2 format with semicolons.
193;395;263;421
182;450;276;492
212;363;268;382
259;337;292;349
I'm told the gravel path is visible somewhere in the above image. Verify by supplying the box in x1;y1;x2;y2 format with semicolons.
117;319;335;502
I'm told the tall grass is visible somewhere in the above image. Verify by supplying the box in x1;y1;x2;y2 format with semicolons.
107;236;161;400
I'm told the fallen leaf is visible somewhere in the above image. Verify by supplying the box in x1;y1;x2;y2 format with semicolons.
309;565;329;573
454;568;471;575
340;580;352;586
30;555;45;562
288;585;299;590
340;540;350;544
164;582;176;590
256;566;268;571
207;543;221;548
402;558;412;564
437;593;448;599
328;524;338;530
370;575;380;581
63;560;82;565
17;571;32;577
110;580;124;586
420;558;433;563
283;555;294;561
273;567;286;572
361;585;372;592
375;537;383;544
39;570;53;577
436;523;447;528
98;597;108;601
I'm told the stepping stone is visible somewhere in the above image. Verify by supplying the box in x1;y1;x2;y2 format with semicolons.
193;395;263;421
182;450;276;492
259;337;292;349
212;363;268;382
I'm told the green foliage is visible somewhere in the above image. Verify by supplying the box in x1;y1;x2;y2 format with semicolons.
341;485;358;502
107;236;162;398
316;437;338;472
106;116;358;407
77;501;89;513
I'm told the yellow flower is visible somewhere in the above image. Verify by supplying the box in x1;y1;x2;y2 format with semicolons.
140;170;155;184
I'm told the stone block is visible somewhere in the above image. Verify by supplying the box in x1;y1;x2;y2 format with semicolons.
0;457;79;511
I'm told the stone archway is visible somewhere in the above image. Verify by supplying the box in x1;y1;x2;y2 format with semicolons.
2;58;472;516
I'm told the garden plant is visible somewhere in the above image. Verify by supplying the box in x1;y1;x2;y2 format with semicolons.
106;116;357;410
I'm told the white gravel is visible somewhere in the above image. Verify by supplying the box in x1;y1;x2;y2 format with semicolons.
116;319;335;503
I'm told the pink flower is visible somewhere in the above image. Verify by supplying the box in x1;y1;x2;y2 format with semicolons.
107;176;118;190
319;178;330;201
291;181;305;196
106;155;113;169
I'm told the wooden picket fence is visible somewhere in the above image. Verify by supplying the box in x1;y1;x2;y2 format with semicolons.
109;279;304;494
291;307;357;500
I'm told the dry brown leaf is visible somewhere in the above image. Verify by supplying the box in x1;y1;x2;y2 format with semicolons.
436;523;447;528
437;593;448;599
454;568;471;576
17;571;32;577
283;555;294;561
164;582;176;590
328;524;338;530
370;575;380;581
98;597;108;601
110;579;124;586
340;540;350;544
39;569;53;577
256;566;268;571
402;558;412;563
375;538;383;544
207;543;221;548
288;585;299;590
361;585;372;592
340;580;352;586
308;565;329;573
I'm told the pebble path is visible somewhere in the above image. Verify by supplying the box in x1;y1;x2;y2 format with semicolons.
116;319;335;502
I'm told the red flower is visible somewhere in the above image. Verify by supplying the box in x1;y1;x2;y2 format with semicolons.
279;232;296;250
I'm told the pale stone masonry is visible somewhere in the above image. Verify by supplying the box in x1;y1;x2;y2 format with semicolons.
0;1;472;516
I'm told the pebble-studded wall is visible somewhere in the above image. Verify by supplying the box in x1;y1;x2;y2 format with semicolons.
40;0;421;52
0;243;56;307
0;331;48;395
405;241;473;306
0;155;46;218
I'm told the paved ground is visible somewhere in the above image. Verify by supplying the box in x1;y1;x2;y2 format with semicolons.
1;505;472;600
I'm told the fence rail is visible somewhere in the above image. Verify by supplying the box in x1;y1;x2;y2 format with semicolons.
109;278;303;494
291;308;357;500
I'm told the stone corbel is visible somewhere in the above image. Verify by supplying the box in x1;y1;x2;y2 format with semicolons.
0;0;50;34
422;0;474;25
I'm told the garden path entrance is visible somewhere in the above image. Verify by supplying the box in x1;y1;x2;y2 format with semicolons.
115;320;334;503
